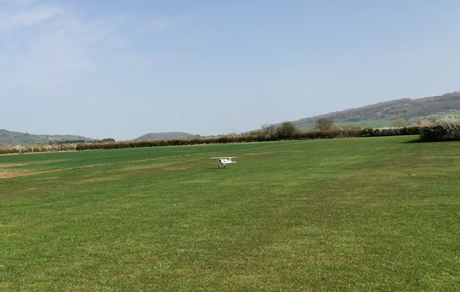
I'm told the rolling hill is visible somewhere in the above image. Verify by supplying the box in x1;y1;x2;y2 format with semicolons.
0;129;93;146
135;132;197;141
3;91;459;146
289;91;460;130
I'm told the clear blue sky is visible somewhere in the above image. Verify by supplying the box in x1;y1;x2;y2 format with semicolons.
1;0;459;140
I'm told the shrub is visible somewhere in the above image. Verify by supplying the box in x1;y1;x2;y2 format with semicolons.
361;127;419;137
419;118;460;142
315;118;334;131
276;121;297;139
390;119;409;127
0;145;17;155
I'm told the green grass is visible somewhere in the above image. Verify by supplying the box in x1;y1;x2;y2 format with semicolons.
0;142;281;173
1;136;460;291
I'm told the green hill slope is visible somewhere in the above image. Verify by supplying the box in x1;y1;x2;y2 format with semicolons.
291;91;460;130
136;132;196;141
0;129;93;146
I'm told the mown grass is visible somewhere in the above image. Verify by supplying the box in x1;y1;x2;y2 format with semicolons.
0;142;281;174
1;136;460;291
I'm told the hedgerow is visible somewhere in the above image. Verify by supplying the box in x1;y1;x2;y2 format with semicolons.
296;129;362;140
361;127;420;137
419;118;460;142
1;126;423;155
0;144;70;155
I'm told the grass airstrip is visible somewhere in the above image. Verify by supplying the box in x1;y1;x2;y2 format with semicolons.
1;136;459;291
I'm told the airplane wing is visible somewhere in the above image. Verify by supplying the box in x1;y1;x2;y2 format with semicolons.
210;157;237;159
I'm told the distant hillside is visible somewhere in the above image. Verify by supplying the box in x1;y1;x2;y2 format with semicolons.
290;91;460;130
0;129;93;146
136;132;196;141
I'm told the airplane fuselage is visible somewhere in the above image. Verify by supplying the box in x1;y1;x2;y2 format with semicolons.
216;157;236;167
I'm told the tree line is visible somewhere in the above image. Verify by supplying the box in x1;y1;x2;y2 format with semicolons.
0;118;423;155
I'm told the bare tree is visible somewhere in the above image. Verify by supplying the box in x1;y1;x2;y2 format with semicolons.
315;118;334;131
276;121;297;139
390;119;408;128
261;124;277;136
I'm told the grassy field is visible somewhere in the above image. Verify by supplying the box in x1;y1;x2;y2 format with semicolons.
1;136;460;291
335;120;393;129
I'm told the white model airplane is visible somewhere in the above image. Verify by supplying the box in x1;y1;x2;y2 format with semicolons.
211;157;237;168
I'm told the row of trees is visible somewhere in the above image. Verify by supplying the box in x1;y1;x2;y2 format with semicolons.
313;118;409;131
258;118;416;139
1;118;423;155
260;118;335;138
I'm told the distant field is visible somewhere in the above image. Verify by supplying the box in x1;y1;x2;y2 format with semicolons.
335;119;393;129
1;136;460;291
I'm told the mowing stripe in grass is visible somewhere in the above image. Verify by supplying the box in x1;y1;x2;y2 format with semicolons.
1;136;460;290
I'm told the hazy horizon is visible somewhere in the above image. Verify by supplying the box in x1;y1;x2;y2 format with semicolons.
2;0;460;140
